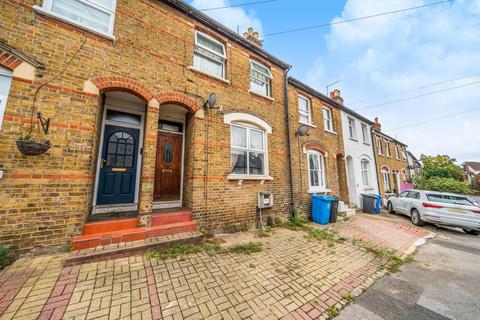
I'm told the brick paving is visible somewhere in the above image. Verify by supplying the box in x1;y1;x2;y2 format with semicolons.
0;215;430;320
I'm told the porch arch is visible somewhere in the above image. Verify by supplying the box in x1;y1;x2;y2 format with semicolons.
87;76;156;102
156;92;199;114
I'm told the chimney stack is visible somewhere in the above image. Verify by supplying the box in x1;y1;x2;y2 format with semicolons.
243;27;263;48
329;89;344;105
374;117;382;131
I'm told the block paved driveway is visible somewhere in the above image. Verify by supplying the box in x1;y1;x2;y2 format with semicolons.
0;215;429;320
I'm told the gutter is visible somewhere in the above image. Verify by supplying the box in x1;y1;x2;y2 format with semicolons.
284;66;295;217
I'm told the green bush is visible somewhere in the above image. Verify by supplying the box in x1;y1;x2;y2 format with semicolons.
422;177;469;194
471;174;480;192
0;245;10;268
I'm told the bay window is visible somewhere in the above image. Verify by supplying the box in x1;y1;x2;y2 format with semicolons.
39;0;117;36
307;151;326;192
250;60;273;97
194;31;226;79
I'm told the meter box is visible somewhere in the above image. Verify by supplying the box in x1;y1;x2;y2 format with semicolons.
258;192;273;209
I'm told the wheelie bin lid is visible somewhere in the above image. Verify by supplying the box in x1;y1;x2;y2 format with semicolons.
312;194;336;201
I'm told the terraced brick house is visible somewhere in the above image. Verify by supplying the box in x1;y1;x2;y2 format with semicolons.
0;0;362;254
371;118;409;201
0;0;298;252
287;79;349;214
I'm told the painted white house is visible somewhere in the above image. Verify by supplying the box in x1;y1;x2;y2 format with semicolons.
340;107;380;208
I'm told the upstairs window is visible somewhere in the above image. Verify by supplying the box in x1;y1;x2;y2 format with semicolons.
395;144;400;159
250;60;272;97
385;140;391;157
401;148;407;160
307;151;326;192
376;137;383;155
323;108;334;132
298;95;311;125
40;0;117;35
230;124;266;176
348;118;357;140
194;31;226;79
361;123;369;144
0;66;13;130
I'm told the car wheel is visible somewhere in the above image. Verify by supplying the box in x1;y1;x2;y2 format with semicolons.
387;202;395;214
463;229;480;236
410;209;425;226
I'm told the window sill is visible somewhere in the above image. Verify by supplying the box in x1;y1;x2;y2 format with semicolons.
299;121;316;128
187;66;230;84
324;129;337;135
363;142;371;146
33;6;116;41
363;186;374;191
227;174;273;181
308;188;332;194
248;90;274;102
349;137;358;142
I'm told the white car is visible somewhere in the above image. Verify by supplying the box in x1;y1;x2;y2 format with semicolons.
387;189;480;235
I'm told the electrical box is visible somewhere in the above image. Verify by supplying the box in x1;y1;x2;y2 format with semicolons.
258;192;273;209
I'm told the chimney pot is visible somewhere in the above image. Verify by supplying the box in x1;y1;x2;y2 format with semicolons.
329;89;344;105
374;117;382;131
243;27;263;47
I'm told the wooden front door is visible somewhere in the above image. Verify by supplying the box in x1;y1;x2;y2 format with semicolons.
154;132;182;201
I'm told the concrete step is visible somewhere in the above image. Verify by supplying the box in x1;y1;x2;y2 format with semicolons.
65;231;203;266
151;209;192;226
82;218;139;235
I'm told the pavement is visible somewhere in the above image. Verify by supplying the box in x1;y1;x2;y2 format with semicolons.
0;214;430;320
337;213;480;320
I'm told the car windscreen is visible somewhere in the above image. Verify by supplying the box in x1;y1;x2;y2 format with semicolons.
427;194;475;206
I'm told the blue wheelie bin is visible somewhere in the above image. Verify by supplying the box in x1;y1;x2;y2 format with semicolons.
312;195;335;224
361;194;382;214
373;194;382;214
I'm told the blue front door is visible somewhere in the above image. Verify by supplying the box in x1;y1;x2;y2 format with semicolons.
97;125;140;205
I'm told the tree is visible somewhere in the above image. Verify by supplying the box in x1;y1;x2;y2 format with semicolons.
471;173;480;192
414;155;469;194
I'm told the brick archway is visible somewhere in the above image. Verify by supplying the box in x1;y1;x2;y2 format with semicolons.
89;76;155;102
303;142;327;155
156;92;200;114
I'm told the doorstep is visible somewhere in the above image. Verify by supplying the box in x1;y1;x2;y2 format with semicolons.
65;231;203;266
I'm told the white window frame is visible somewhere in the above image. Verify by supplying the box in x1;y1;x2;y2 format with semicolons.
395;144;400;159
0;67;13;130
361;123;369;144
194;30;227;79
249;60;273;97
230;123;267;178
401;148;407;160
382;168;391;192
38;0;117;37
298;95;312;125
348;117;357;140
385;140;391;157
307;150;326;192
323;108;334;133
376;137;383;155
360;159;371;188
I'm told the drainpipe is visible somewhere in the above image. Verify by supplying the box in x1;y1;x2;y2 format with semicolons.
284;66;294;218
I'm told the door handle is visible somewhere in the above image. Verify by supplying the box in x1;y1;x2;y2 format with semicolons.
100;159;106;168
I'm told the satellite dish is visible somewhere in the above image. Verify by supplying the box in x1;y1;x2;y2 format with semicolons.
208;93;217;109
296;125;310;137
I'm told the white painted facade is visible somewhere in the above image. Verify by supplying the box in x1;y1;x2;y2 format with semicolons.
340;111;379;208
